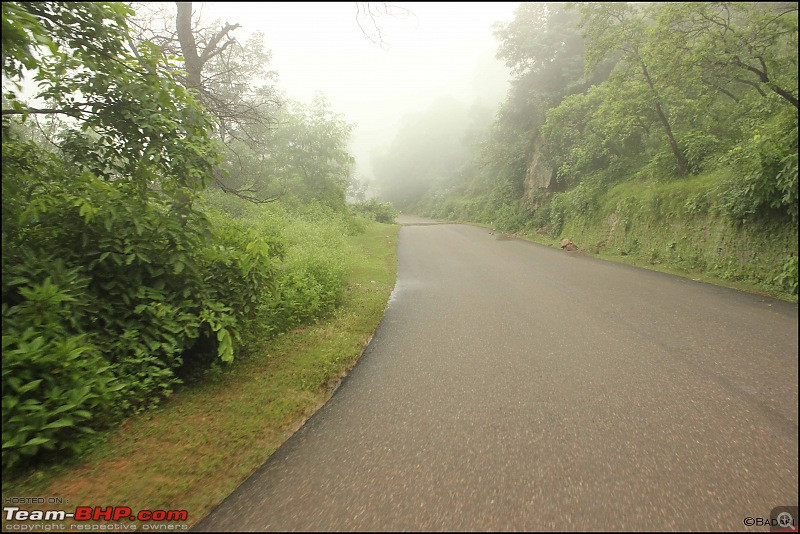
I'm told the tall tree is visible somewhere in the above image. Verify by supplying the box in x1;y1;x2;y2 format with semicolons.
577;2;690;176
651;2;798;110
471;2;593;198
217;93;355;209
130;2;280;201
494;2;585;97
2;1;218;197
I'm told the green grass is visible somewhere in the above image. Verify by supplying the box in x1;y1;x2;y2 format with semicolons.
516;228;795;301
1;220;400;529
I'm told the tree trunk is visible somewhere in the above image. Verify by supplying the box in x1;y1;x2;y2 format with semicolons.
641;62;689;176
176;2;202;90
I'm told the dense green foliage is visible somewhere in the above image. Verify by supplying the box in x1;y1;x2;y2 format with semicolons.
1;2;389;472
202;194;356;339
377;2;797;298
2;141;278;463
218;94;356;209
3;1;222;469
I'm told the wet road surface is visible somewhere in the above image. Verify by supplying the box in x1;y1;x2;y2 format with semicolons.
195;216;798;531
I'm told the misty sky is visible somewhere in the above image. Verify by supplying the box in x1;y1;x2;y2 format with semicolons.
197;2;520;181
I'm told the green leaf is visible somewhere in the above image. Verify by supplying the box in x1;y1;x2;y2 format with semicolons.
217;328;234;363
42;418;75;430
17;379;44;394
21;437;52;447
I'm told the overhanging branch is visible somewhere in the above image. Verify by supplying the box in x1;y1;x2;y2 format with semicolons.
1;107;85;117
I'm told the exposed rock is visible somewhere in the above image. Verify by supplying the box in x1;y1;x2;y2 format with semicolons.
527;150;554;190
523;135;557;208
560;238;578;251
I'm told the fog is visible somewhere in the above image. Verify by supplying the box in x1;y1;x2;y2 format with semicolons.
197;2;518;186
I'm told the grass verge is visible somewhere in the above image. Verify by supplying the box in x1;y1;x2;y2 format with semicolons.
1;220;400;530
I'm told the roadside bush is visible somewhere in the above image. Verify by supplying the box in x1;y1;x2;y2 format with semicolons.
720;111;798;225
202;194;352;336
1;141;278;470
350;198;398;223
773;254;798;296
1;260;120;471
260;209;348;333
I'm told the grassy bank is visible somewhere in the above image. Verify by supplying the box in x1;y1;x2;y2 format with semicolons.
552;173;798;300
1;220;399;529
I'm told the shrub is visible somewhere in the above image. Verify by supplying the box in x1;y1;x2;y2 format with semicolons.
350;198;398;224
2;265;120;471
261;210;348;332
720;112;798;225
1;141;280;470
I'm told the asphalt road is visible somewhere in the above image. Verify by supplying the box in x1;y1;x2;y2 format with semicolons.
194;216;798;532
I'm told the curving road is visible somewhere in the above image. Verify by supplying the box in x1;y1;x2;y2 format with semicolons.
195;215;798;531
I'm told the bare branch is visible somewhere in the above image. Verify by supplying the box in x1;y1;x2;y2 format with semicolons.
199;22;241;63
716;86;741;103
32;114;61;149
355;2;414;50
731;55;798;108
2;107;85;117
127;38;157;75
213;169;284;204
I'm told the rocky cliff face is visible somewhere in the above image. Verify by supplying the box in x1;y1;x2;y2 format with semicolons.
523;135;557;208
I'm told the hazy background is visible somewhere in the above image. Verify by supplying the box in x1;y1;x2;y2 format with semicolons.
198;2;519;185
